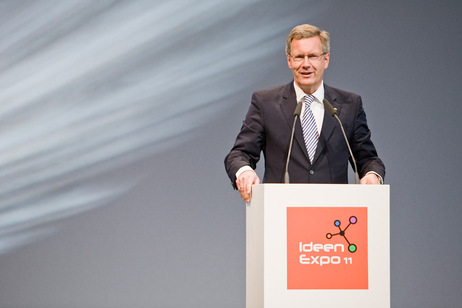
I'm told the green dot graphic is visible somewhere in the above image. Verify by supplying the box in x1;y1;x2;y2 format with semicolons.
349;244;357;253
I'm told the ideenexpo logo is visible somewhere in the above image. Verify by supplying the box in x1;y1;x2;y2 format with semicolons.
287;207;368;290
326;216;359;253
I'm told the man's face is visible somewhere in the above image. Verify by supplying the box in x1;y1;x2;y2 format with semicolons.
287;37;330;94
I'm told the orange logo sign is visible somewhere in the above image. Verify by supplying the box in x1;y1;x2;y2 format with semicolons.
287;207;368;289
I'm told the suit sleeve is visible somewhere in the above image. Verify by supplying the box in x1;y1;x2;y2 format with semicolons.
350;96;386;180
224;92;266;188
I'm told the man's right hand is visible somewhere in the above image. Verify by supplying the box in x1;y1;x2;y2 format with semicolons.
236;170;260;203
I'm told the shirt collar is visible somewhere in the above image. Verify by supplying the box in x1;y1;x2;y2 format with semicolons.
293;81;325;104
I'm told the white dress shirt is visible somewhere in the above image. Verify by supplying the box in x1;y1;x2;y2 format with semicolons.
294;80;325;135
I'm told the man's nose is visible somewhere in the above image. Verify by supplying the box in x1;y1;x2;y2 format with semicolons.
301;56;311;66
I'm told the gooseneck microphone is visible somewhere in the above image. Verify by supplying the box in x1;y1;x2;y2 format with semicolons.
323;99;360;184
284;101;303;183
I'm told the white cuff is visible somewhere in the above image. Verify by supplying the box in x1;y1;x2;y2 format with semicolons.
365;171;383;184
236;166;253;179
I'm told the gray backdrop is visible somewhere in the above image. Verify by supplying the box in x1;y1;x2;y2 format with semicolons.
0;1;461;307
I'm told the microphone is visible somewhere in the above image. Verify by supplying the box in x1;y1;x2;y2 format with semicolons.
284;101;303;183
323;99;360;184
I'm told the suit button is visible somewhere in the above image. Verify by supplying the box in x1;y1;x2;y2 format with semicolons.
309;170;315;175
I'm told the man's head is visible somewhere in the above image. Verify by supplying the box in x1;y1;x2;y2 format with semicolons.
285;24;330;55
286;24;330;94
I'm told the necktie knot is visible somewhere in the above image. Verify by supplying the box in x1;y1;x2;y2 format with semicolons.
304;94;315;107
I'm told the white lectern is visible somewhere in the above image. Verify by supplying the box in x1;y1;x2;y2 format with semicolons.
246;184;390;308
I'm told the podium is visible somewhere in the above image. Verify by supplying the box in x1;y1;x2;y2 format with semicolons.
246;184;390;308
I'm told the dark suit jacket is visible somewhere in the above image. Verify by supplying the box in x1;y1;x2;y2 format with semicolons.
224;82;385;187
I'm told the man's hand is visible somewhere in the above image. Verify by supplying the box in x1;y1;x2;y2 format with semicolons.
236;170;260;203
360;172;381;185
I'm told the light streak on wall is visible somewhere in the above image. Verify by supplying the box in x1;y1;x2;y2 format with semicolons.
0;0;324;254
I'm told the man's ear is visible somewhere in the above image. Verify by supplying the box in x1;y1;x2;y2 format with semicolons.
324;53;330;69
286;54;293;69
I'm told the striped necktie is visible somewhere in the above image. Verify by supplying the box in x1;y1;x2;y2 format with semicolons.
301;95;318;163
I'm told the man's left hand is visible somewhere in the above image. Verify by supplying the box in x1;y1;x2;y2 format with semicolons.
360;173;381;184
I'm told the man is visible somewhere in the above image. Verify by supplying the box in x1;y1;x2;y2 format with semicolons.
224;24;385;202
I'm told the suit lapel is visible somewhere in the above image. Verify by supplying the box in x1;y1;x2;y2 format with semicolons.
312;85;341;164
280;82;311;163
280;82;298;127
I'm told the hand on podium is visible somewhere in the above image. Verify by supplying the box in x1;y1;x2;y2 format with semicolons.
236;170;260;203
360;172;382;185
